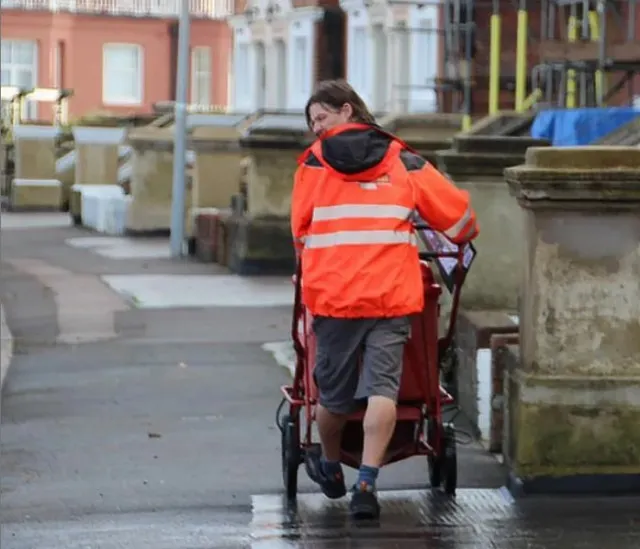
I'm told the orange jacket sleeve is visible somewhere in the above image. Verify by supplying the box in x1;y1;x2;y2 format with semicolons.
407;157;479;244
291;164;315;255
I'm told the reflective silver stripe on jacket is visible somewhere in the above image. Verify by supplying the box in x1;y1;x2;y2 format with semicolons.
443;206;473;240
312;204;414;222
305;230;417;249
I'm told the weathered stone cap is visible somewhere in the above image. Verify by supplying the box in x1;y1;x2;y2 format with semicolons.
239;114;314;150
505;146;640;206
523;146;640;169
436;135;550;177
378;112;464;132
191;125;239;140
127;126;174;152
453;135;550;155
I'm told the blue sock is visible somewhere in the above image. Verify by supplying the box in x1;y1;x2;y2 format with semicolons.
357;465;379;488
321;457;343;477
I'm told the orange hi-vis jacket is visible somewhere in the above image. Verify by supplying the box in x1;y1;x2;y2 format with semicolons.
291;123;478;319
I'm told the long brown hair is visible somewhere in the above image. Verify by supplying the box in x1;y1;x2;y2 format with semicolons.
304;79;377;130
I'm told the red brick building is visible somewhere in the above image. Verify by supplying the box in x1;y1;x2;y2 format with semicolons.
1;0;233;121
227;0;346;112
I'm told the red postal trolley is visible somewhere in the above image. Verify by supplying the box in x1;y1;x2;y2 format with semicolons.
277;222;476;501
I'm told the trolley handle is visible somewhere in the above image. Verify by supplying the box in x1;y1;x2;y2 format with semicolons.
418;251;460;260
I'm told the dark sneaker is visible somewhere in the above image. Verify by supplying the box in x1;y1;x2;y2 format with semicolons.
349;482;380;520
305;455;347;499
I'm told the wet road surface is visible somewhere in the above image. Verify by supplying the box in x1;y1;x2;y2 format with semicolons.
2;224;639;549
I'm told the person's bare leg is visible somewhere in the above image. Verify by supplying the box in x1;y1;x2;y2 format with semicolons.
350;316;409;519
316;404;347;461
361;395;397;468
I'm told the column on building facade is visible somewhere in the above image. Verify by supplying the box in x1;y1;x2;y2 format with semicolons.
228;1;322;112
340;0;440;114
229;19;254;111
340;0;378;110
407;2;438;113
287;6;322;110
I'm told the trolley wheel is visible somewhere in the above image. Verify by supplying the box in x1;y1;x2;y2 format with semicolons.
427;422;457;495
427;420;442;488
442;423;458;496
281;414;301;501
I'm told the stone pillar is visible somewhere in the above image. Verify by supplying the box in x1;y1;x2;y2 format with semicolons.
72;127;126;186
436;135;549;444
12;125;59;180
66;127;126;220
241;118;312;218
436;135;550;311
0;141;9;196
126;128;191;235
377;113;462;166
188;125;244;240
503;146;640;495
221;115;312;274
379;113;464;142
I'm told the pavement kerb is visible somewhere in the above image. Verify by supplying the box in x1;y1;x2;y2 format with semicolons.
1;302;14;398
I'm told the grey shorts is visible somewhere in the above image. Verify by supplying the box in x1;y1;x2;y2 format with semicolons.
312;315;411;414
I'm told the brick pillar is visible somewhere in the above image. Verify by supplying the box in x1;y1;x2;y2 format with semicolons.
503;146;640;495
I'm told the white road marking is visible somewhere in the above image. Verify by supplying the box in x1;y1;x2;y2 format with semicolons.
6;258;129;343
1;212;72;230
66;236;171;259
101;274;294;309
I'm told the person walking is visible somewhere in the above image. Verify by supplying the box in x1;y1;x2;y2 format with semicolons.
291;79;479;519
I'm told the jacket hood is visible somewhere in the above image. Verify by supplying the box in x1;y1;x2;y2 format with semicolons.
306;123;403;182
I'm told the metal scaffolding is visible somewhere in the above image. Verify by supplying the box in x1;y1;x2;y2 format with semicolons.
383;0;640;125
535;0;640;108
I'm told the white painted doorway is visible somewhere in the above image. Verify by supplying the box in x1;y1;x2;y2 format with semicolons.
274;39;287;109
410;5;438;112
254;41;266;110
371;24;388;112
233;42;251;111
393;23;411;112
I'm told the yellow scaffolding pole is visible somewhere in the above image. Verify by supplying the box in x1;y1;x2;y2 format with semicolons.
488;1;501;115
566;16;578;108
515;1;528;112
588;10;604;105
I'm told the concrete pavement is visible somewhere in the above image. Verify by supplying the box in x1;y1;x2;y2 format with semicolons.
1;213;639;549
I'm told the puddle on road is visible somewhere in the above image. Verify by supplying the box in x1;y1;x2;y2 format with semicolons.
250;488;517;547
248;488;640;549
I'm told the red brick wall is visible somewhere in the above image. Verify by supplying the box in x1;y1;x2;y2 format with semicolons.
1;9;231;120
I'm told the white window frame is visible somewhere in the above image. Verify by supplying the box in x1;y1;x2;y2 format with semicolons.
190;46;212;108
1;39;38;120
102;43;143;106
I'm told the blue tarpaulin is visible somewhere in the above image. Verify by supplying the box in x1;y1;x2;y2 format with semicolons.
530;107;640;146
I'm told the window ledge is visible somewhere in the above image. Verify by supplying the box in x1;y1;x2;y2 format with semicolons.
102;99;143;107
